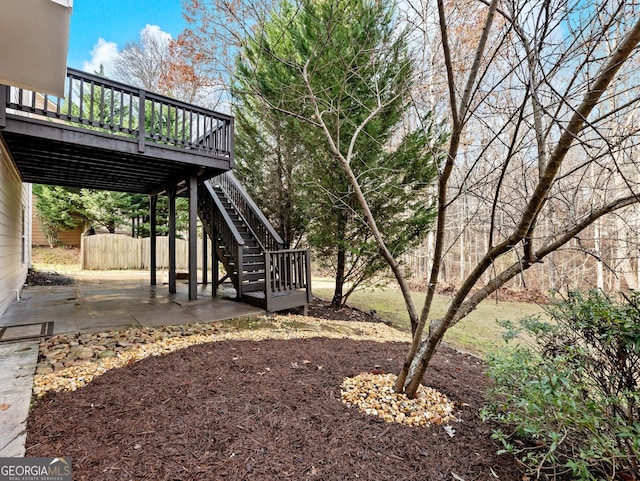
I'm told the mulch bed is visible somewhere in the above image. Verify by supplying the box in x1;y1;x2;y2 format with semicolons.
26;338;522;480
306;298;389;324
26;268;75;286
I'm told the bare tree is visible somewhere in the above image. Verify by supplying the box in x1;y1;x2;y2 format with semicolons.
177;0;274;106
112;25;213;105
395;0;640;396
184;0;640;399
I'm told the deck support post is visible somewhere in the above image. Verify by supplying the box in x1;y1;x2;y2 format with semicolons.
150;194;157;286
188;175;198;300
212;230;219;298
202;225;208;287
168;185;177;294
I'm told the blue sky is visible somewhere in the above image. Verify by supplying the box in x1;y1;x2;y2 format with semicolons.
68;0;186;71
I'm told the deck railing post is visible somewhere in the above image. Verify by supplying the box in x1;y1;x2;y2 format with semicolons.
0;85;7;129
138;89;146;153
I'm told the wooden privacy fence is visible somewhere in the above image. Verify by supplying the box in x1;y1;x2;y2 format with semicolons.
81;234;212;270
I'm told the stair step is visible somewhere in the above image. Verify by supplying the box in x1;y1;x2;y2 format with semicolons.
242;264;264;275
244;262;265;269
243;258;265;265
243;272;265;282
241;282;265;293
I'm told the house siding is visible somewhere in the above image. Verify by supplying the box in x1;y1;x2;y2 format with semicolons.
32;198;83;247
0;141;31;316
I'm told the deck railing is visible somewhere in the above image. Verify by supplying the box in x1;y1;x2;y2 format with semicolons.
0;68;233;158
212;172;284;251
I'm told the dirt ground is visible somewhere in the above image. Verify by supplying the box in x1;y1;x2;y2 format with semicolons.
26;335;523;481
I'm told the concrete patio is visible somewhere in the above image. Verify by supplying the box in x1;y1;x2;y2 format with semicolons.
0;271;265;341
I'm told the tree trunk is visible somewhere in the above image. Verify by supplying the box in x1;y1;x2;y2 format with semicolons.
617;215;637;290
399;13;640;397
595;219;605;290
332;209;348;308
332;245;346;308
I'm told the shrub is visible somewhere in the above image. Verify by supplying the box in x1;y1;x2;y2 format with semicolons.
483;290;640;480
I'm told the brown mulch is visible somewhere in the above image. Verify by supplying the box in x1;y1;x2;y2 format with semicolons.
306;298;389;324
26;337;522;481
26;268;75;286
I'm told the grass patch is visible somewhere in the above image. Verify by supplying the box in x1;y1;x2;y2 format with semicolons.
313;282;545;356
281;320;318;330
223;317;273;331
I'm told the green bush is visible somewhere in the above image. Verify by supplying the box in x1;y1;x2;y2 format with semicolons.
482;290;640;480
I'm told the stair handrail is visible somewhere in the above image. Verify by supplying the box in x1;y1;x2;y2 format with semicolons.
202;181;246;248
213;172;284;251
200;180;246;295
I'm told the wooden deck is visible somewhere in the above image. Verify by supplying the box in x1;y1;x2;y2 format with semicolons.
0;68;233;194
0;69;311;313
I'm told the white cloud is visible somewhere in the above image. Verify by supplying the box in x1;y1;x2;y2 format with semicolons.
80;25;173;79
82;38;119;75
140;24;172;44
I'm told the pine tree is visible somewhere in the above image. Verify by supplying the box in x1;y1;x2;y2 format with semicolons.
233;0;443;305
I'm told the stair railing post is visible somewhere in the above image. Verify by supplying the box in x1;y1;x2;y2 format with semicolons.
305;249;312;304
236;244;243;299
265;251;272;312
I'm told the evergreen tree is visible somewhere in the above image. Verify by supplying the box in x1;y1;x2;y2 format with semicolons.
233;101;309;248
32;185;89;247
234;0;443;305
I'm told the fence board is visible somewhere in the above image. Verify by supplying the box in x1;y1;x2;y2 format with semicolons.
81;234;212;270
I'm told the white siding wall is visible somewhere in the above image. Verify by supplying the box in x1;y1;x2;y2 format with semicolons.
0;142;31;316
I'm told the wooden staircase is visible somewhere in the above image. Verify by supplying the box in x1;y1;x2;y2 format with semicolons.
1;67;307;310
198;172;312;313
